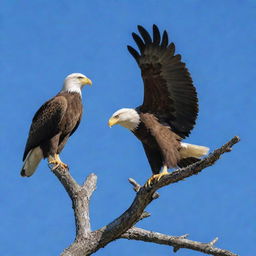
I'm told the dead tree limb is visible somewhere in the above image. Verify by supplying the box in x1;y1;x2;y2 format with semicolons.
51;169;97;238
121;227;235;256
50;136;240;256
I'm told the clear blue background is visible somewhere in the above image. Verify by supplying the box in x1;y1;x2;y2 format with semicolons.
1;1;255;255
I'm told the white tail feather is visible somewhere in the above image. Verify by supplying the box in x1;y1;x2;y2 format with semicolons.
21;147;43;177
180;142;209;159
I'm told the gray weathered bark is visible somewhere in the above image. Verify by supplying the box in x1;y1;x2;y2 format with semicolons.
121;227;235;256
50;136;240;256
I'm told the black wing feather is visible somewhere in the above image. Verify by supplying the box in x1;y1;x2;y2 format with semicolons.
127;46;140;64
138;25;152;44
168;42;175;56
178;157;200;168
161;30;169;47
127;25;198;138
153;24;161;45
132;33;145;52
142;143;163;174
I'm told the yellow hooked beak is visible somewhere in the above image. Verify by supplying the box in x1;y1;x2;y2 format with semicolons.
108;117;119;127
81;77;92;86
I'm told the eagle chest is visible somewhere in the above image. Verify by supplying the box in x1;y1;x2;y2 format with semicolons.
60;94;83;134
133;122;158;149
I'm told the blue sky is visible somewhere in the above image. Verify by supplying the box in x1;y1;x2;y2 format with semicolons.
1;1;255;255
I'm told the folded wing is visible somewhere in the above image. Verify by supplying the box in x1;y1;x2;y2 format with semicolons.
23;96;68;160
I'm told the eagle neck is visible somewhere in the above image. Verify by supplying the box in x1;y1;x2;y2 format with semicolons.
124;109;141;131
59;91;82;99
62;81;82;97
61;88;82;98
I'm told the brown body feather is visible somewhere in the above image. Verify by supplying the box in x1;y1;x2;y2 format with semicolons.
133;113;181;174
22;92;82;175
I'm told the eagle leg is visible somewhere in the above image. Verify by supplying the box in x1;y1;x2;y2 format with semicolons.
146;166;169;187
48;154;68;170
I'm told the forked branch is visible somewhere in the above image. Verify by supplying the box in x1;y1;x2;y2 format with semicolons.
50;136;240;256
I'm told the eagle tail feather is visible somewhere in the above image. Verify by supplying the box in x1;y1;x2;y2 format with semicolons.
21;147;43;177
180;142;209;159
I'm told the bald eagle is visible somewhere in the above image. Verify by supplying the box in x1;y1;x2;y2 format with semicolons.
21;73;92;177
108;25;209;185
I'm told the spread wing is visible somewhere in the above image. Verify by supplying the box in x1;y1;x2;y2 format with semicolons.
23;95;68;160
127;25;198;138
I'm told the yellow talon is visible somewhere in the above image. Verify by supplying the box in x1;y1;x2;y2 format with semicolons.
145;166;169;187
48;154;68;170
146;174;159;187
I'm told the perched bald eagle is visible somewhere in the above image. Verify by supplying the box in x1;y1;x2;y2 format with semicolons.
108;25;209;185
21;73;92;177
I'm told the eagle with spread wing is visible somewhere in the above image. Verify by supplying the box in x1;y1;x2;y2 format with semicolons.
108;25;209;185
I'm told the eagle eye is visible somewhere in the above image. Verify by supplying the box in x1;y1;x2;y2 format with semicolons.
114;115;119;119
77;76;84;79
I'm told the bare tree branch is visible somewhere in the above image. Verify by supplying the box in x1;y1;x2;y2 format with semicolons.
121;227;237;256
128;178;160;199
153;136;240;189
51;167;97;238
50;136;240;256
128;178;141;192
91;136;240;249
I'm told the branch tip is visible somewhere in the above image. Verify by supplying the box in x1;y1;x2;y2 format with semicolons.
128;178;141;192
179;234;189;239
152;191;160;199
234;135;240;141
140;211;151;220
173;246;180;253
83;172;97;187
209;237;219;247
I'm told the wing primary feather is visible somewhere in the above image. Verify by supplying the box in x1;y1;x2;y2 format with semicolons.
161;30;169;47
132;32;145;53
168;42;175;56
153;24;161;45
127;46;140;63
138;25;152;44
